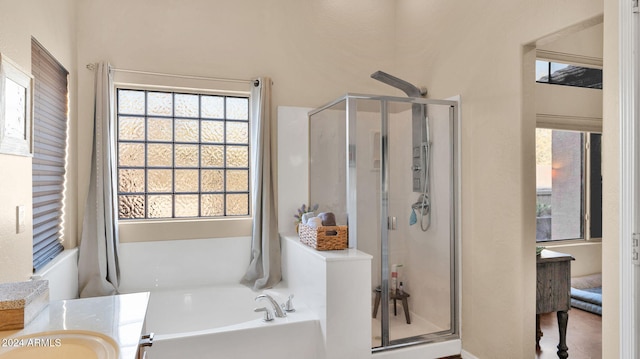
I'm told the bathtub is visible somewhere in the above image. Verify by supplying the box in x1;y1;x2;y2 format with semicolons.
140;285;324;359
117;238;325;358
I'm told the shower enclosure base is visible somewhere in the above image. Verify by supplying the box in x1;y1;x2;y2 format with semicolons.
372;338;462;359
371;312;446;348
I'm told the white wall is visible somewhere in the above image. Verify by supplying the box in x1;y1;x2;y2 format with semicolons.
118;237;252;292
277;106;311;234
281;235;372;359
35;248;79;300
308;104;349;226
0;0;78;284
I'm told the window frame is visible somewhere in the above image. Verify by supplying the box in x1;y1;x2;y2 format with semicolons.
535;128;602;244
535;59;603;89
113;82;253;242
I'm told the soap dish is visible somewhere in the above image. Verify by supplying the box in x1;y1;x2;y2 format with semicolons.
0;280;49;330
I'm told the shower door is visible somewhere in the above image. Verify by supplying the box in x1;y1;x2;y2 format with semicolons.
308;94;459;352
370;98;457;350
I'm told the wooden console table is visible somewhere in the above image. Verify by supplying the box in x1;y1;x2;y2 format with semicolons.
536;249;575;358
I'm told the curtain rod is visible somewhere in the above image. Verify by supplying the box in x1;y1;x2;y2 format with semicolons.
85;63;257;86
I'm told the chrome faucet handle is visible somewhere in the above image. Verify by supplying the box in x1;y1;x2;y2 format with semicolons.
282;294;295;312
254;307;274;322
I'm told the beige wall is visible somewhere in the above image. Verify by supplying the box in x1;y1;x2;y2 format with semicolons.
0;0;78;283
394;1;603;357
0;0;618;356
546;242;602;277
75;0;399;240
76;0;610;357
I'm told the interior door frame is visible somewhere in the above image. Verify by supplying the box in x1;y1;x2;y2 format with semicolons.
619;0;638;357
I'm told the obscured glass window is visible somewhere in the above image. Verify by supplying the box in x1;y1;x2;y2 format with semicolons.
116;89;250;220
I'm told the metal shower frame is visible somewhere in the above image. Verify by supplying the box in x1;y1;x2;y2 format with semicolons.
308;93;461;352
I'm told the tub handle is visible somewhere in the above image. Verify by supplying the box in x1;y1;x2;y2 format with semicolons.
254;307;274;322
282;294;296;312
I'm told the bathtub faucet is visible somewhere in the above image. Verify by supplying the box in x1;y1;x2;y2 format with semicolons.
255;294;286;318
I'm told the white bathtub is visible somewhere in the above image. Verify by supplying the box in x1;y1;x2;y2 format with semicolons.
117;239;324;358
141;285;324;359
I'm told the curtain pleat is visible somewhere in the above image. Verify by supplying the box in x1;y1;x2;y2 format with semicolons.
78;62;120;297
242;77;281;290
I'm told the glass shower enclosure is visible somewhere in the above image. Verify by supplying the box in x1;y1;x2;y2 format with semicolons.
308;94;459;351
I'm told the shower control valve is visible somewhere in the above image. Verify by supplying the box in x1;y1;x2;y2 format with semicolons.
411;165;422;172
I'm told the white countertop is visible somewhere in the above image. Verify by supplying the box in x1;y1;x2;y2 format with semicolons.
0;292;150;359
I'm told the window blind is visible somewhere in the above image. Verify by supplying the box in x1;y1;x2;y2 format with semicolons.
31;38;68;272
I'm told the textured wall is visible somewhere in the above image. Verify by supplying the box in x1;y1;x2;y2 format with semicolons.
394;1;603;357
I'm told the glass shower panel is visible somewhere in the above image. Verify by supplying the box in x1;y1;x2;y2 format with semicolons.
384;101;454;346
349;99;384;347
309;94;458;352
309;99;348;226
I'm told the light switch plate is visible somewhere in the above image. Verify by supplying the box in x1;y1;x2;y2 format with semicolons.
16;205;25;234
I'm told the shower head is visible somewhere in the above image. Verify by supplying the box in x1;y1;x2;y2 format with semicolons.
370;71;426;98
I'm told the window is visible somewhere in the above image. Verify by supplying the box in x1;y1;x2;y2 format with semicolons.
116;89;250;220
31;38;68;271
535;128;602;242
536;60;602;89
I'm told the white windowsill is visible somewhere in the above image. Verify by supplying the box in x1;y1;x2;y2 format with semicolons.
32;247;79;277
537;238;602;248
119;217;252;242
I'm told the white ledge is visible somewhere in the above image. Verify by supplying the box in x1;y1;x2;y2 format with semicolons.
281;233;372;262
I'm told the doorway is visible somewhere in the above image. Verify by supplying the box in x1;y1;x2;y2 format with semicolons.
528;20;604;358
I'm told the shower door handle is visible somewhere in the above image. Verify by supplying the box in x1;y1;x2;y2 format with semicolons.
388;216;397;230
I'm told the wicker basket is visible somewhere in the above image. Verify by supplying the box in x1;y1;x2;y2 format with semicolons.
298;223;348;250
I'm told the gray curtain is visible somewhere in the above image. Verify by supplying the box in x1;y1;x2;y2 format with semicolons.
78;62;120;297
242;77;281;290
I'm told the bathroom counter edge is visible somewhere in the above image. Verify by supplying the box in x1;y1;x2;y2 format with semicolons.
0;291;150;359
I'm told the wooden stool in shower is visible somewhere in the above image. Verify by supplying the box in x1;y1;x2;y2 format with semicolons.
372;286;411;324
